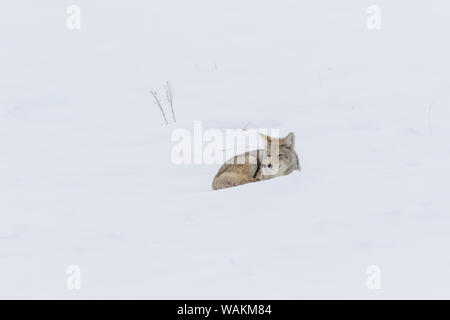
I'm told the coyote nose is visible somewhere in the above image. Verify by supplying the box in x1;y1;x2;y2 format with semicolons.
268;164;273;168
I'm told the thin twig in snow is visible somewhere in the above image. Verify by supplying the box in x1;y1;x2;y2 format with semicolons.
151;90;168;125
165;81;176;122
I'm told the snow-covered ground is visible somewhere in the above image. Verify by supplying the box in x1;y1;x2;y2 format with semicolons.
1;0;450;298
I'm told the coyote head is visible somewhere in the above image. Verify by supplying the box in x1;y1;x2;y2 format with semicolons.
260;132;301;178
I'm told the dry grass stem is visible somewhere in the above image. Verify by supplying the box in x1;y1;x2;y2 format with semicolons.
151;90;168;125
165;81;176;122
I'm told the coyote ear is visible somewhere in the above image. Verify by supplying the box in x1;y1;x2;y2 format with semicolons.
283;132;295;149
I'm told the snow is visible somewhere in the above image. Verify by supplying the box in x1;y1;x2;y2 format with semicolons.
1;0;450;298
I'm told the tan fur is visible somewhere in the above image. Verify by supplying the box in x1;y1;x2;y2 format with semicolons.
212;132;300;190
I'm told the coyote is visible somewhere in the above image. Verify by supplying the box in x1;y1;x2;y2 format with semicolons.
212;132;301;190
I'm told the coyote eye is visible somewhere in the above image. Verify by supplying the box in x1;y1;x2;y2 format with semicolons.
278;154;282;158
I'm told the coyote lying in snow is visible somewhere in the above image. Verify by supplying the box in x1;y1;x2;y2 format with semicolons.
212;132;300;190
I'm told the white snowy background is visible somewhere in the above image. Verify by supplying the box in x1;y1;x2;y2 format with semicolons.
1;0;450;298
